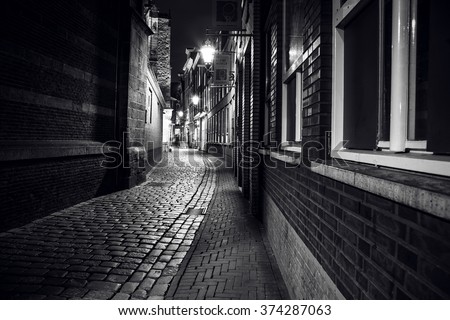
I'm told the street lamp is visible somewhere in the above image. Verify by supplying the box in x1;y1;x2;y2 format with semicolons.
200;39;216;66
192;95;200;106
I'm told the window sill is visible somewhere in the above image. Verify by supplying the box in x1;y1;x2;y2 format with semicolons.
259;147;302;165
312;156;450;220
333;149;450;178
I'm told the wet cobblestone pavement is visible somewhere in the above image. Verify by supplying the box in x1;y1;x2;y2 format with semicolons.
0;148;287;300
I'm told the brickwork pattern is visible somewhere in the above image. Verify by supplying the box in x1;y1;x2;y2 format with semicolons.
263;192;344;299
168;158;288;300
0;0;121;229
249;0;264;217
0;0;118;142
262;158;450;299
156;17;171;103
241;52;252;198
0;149;215;299
301;0;333;161
0;155;116;233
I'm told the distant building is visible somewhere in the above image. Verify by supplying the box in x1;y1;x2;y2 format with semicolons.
147;5;172;154
179;48;210;150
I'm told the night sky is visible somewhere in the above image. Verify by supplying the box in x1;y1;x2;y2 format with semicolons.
154;0;213;81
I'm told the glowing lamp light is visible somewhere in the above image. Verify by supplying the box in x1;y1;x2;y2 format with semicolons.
192;95;200;105
200;40;216;65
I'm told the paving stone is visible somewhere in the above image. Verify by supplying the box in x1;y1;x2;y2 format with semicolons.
37;286;65;295
149;284;169;296
153;262;167;270
110;268;134;276
60;287;89;299
147;270;162;279
84;290;115;300
112;293;130;300
65;279;88;288
86;281;121;292
137;263;152;272
120;282;139;294
106;274;129;283
158;255;172;263
138;278;156;291
155;276;173;285
168;259;183;267
162;267;178;276
88;266;111;274
131;289;147;300
89;273;108;281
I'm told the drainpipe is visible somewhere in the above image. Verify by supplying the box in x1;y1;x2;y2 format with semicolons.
389;0;410;152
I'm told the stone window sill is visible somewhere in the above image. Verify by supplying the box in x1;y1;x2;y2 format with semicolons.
311;160;450;221
258;147;302;165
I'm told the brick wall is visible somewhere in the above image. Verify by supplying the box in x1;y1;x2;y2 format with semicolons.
0;0;121;230
248;0;265;217
0;155;116;232
125;13;152;188
262;159;450;299
241;51;251;198
156;16;171;104
0;0;118;143
301;0;332;161
263;190;344;299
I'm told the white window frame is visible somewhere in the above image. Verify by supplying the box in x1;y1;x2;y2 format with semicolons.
331;0;450;177
281;0;303;149
281;72;303;145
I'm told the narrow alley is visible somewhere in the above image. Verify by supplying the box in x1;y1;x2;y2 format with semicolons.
0;149;287;300
1;0;450;305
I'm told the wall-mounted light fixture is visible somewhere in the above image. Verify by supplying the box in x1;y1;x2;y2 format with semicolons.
192;95;200;106
200;39;216;69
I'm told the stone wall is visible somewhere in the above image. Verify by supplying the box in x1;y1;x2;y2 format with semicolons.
156;16;171;104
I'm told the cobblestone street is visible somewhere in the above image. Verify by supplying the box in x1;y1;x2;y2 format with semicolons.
0;149;287;300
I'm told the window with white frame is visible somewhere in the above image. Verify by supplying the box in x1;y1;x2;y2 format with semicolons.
283;72;302;143
281;0;304;147
332;0;450;177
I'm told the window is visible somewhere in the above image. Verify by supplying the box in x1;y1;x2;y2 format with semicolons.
332;0;450;177
283;72;302;143
147;88;153;124
281;0;304;146
263;15;278;146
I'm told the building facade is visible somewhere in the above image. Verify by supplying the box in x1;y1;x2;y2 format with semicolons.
205;0;450;299
179;48;210;150
0;0;169;231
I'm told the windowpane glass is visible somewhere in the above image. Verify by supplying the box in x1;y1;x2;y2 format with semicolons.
285;0;305;70
343;0;379;149
412;0;429;141
286;77;297;141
